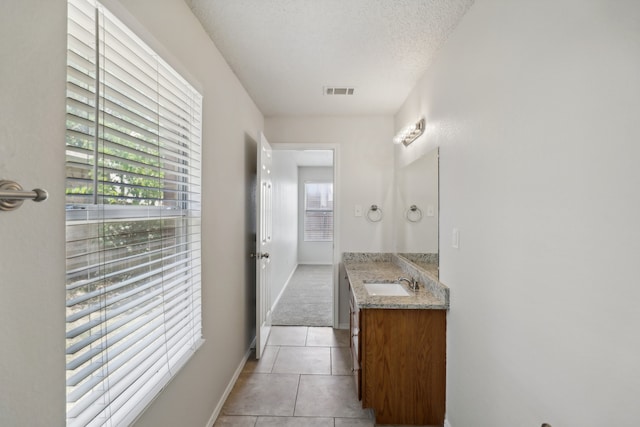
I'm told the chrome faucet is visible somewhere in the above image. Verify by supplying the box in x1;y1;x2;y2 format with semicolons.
398;277;419;292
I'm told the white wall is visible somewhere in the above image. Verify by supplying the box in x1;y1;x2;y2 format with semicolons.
298;166;334;264
265;116;395;254
271;151;299;305
0;2;67;426
396;0;640;425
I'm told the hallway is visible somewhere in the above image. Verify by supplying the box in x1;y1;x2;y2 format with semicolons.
214;326;375;426
271;266;333;327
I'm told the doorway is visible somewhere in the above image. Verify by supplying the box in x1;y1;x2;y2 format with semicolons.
268;145;339;328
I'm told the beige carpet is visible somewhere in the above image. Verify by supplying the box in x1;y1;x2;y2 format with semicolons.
271;265;333;326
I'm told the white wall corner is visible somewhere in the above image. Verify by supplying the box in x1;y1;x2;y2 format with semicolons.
205;340;254;427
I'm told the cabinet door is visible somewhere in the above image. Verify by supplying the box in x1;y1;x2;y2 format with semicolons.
361;309;446;426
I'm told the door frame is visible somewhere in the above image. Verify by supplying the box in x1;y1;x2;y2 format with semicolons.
271;142;341;328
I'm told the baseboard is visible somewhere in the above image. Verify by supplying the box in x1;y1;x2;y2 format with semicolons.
444;416;452;427
271;264;299;313
205;338;255;427
337;322;349;330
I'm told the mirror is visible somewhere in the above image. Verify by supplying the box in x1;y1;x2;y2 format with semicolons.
394;148;439;277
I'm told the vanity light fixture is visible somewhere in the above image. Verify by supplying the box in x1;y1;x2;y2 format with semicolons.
393;118;425;147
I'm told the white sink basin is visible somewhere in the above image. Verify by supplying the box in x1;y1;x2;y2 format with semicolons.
364;282;410;297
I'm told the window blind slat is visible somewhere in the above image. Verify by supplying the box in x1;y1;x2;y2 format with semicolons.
66;254;192;313
66;233;192;275
66;238;188;277
100;102;159;141
66;296;166;362
67;57;96;84
66;263;194;338
68;291;198;390
66;96;96;120
79;322;198;427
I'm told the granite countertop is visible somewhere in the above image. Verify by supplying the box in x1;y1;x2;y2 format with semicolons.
343;254;449;310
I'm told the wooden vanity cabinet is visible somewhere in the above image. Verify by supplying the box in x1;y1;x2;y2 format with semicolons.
349;285;447;426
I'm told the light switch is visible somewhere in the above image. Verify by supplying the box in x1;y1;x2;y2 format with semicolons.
452;228;459;249
426;205;435;217
354;204;362;217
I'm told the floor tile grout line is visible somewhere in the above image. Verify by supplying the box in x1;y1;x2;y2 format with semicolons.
269;345;280;374
292;373;302;417
330;344;333;375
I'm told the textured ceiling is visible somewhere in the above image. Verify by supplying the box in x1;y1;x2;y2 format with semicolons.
186;0;475;116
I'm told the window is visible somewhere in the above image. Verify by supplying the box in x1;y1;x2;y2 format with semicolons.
65;1;203;425
304;182;334;241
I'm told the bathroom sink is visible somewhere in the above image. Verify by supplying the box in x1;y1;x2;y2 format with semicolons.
364;282;410;297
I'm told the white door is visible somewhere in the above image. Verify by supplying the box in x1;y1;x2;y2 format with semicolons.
255;132;273;358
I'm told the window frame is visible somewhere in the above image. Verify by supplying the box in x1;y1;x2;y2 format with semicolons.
64;1;203;425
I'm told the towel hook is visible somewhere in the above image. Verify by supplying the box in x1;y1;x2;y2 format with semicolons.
366;204;383;222
0;180;48;212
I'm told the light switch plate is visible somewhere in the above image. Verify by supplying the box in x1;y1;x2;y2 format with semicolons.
354;204;362;217
452;228;459;249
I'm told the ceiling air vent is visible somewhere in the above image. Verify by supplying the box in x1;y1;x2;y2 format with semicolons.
324;86;355;96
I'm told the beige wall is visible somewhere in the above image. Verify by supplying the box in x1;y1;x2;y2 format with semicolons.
1;0;264;425
396;0;640;425
0;1;67;425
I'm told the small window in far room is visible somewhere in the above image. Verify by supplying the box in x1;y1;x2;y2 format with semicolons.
304;182;333;242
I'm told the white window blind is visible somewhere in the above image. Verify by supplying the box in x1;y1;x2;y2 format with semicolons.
65;1;203;425
304;182;334;242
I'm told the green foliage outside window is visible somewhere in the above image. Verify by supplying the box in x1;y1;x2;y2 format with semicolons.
65;104;168;205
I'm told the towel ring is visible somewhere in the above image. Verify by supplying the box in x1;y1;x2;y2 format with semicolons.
406;205;423;223
366;204;383;222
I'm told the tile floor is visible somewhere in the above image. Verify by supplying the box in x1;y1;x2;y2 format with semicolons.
214;326;379;427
